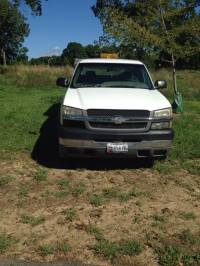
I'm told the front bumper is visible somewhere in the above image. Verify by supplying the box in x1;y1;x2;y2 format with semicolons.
59;126;174;158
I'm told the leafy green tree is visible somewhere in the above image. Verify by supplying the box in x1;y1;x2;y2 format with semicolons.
12;0;47;15
0;0;30;65
15;47;29;63
61;42;87;66
93;0;200;92
85;44;100;58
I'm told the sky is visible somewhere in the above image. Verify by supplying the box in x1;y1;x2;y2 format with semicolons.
23;0;103;59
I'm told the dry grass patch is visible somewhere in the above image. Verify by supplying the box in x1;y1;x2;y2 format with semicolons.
0;155;200;265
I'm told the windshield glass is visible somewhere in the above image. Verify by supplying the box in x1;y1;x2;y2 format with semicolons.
71;63;154;89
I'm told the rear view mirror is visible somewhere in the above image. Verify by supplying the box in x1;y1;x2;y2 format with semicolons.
56;77;69;88
155;80;167;89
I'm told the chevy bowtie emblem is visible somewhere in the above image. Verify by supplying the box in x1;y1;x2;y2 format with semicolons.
112;116;126;124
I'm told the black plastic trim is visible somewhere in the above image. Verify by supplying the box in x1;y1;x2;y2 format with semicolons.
59;126;174;141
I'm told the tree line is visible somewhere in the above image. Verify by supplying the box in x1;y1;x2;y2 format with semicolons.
0;0;199;70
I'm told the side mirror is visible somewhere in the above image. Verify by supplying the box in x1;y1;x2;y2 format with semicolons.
155;80;167;89
56;77;69;88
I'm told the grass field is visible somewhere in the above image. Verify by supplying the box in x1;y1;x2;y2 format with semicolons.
0;65;200;266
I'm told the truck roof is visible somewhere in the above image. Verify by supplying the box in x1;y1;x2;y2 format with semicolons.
78;58;143;65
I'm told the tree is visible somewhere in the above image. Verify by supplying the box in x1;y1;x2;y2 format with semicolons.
15;47;29;63
61;42;87;66
0;0;30;65
85;44;100;58
12;0;47;15
92;0;200;94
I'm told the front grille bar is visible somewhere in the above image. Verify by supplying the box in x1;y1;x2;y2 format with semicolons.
62;115;170;123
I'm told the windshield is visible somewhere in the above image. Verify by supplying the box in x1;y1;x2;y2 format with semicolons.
71;63;154;89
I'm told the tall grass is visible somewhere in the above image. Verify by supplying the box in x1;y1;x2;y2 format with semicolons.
151;68;200;100
0;65;199;99
0;65;73;88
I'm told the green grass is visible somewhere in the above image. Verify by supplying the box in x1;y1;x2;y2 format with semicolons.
0;234;13;253
152;69;200;100
20;213;45;226
92;240;120;260
72;181;86;196
90;194;105;206
62;208;77;221
180;211;196;221
156;244;200;266
152;214;166;223
146;229;200;266
18;186;29;198
33;168;48;182
0;67;200;174
102;187;141;202
39;244;54;256
57;178;70;188
57;242;71;254
179;229;200;246
92;239;142;260
0;73;64;153
0;176;14;188
54;189;69;198
86;225;104;241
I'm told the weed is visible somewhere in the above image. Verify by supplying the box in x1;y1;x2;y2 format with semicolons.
62;208;77;222
102;187;141;202
183;160;200;175
90;194;105;206
156;245;182;266
180;212;196;220
57;242;71;254
39;244;54;256
57;178;70;189
0;234;13;253
179;229;200;246
34;168;47;182
118;192;132;202
41;189;54;198
154;161;176;174
92;239;142;260
86;225;104;241
152;214;165;223
119;240;142;256
0;176;14;188
18;186;29;198
92;240;120;260
72;181;86;196
20;214;45;226
156;243;200;266
55;190;69;198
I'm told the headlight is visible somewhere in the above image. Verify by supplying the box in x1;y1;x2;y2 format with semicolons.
62;106;83;117
151;121;172;130
154;108;172;118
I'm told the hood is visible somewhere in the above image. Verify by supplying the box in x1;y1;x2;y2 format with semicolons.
63;87;171;111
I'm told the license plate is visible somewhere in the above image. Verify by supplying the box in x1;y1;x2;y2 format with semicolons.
107;143;128;154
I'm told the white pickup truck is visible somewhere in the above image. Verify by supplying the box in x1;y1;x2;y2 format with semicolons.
56;58;174;161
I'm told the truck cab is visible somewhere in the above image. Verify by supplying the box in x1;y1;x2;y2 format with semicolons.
57;58;174;160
